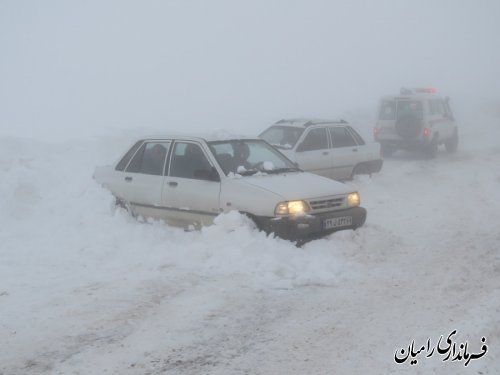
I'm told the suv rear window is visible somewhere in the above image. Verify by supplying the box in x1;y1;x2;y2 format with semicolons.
396;100;423;120
379;100;423;121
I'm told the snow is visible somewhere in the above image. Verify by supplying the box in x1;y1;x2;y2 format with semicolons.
1;113;499;374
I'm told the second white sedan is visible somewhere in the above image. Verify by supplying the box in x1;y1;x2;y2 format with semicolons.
259;118;383;181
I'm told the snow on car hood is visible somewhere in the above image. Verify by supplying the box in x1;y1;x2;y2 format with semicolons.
235;171;351;200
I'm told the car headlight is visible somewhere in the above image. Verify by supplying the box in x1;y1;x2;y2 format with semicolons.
347;192;360;207
275;200;310;216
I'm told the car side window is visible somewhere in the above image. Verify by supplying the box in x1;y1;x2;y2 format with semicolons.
125;143;146;173
347;126;365;145
330;127;357;148
170;142;218;181
141;142;171;175
444;97;454;119
125;141;171;175
429;99;444;115
379;100;396;120
297;128;328;152
115;140;143;171
429;99;435;115
438;99;444;114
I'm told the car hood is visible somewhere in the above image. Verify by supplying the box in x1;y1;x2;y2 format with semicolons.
233;172;351;200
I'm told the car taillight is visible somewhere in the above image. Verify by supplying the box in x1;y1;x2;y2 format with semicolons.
373;127;380;140
423;127;430;137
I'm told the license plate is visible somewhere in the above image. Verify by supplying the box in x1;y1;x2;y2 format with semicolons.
323;216;352;229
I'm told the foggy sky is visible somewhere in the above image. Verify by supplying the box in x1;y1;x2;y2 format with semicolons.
1;0;499;139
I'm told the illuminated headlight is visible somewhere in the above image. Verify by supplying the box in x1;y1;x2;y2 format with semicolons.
275;200;310;216
347;192;360;207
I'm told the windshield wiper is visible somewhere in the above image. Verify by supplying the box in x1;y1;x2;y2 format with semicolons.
237;169;260;176
266;167;300;174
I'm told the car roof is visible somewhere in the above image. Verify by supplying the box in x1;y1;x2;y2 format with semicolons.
273;118;348;128
381;87;447;101
380;94;445;101
136;132;258;143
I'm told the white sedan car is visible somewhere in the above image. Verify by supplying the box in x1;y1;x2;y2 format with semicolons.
94;135;367;243
260;119;383;181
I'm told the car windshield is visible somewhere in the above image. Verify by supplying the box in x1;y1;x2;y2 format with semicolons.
208;139;299;176
259;126;304;149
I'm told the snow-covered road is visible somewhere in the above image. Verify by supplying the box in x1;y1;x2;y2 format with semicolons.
1;117;499;374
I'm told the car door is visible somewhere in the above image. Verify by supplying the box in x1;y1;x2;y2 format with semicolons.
162;141;222;228
293;127;333;178
118;140;172;219
435;98;455;139
328;126;360;180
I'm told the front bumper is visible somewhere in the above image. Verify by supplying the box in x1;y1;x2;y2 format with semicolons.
256;206;367;243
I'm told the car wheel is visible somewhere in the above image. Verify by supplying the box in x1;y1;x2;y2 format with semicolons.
115;198;136;217
395;114;423;139
351;163;370;179
445;128;459;153
380;143;394;157
425;136;439;158
241;212;262;231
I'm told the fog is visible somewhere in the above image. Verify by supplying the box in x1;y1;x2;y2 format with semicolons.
1;1;499;140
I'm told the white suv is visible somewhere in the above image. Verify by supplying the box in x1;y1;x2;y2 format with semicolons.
374;88;459;158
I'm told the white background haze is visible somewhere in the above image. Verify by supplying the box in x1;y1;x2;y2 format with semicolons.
1;0;500;139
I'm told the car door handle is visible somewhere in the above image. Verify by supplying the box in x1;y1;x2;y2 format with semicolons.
322;151;329;155
352;148;358;152
168;181;178;187
124;176;133;182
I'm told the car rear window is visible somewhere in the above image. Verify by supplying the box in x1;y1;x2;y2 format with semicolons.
329;127;357;148
379;100;423;120
396;100;423;120
347;126;365;145
115;140;143;171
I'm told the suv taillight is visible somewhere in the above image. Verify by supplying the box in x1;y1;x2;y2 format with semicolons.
373;127;379;140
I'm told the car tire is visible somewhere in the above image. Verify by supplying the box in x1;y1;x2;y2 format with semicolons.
445;128;459;153
380;142;394;157
424;136;439;159
351;163;370;179
115;198;136;217
242;212;262;231
395;114;423;139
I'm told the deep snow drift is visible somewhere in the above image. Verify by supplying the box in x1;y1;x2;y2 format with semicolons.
1;114;499;374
